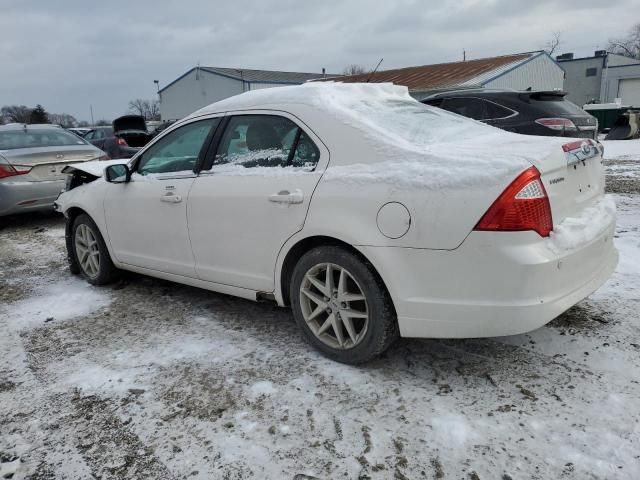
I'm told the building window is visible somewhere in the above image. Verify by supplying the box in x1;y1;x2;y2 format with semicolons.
586;68;597;77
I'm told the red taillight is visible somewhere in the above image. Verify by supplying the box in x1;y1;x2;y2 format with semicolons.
0;163;32;179
535;118;576;131
474;166;553;237
561;139;594;152
116;137;128;146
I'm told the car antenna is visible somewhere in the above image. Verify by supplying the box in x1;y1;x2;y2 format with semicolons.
366;58;384;83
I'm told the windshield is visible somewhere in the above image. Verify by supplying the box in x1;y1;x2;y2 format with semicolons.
0;128;90;150
528;95;587;116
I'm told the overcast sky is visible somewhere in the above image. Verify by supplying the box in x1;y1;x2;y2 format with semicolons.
1;0;637;122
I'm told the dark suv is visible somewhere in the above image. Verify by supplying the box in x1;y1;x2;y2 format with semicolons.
422;89;597;139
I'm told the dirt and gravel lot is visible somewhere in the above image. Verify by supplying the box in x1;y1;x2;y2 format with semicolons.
1;141;639;480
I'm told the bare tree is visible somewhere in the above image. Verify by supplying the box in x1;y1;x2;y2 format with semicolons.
48;113;78;128
1;105;33;124
128;98;161;120
544;31;563;56
608;22;640;59
342;64;368;76
128;98;148;117
147;99;160;120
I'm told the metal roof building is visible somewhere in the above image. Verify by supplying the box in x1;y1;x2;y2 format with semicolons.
159;66;330;120
556;51;640;107
327;51;565;100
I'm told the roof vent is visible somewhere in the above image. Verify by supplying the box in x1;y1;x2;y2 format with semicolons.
594;50;607;57
556;53;574;61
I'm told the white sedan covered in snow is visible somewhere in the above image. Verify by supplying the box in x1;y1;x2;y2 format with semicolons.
55;83;618;363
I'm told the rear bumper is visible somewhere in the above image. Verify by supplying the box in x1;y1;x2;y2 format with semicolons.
358;213;617;338
0;179;64;216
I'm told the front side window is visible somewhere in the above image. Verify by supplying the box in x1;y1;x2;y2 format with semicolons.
137;119;219;175
212;115;319;170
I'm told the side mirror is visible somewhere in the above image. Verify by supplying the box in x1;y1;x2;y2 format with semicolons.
105;164;131;183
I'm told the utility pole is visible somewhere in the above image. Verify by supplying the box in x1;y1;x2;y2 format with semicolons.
89;105;94;126
463;49;466;61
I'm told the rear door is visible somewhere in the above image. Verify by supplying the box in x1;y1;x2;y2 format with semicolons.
188;111;328;291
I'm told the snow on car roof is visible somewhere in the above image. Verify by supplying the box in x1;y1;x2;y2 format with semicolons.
190;82;563;191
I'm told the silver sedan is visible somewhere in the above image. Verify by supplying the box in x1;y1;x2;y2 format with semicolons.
0;124;107;216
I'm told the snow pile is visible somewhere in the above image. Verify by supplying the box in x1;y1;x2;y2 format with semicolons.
207;163;313;177
547;195;617;253
197;82;564;189
2;276;111;330
249;381;278;399
323;153;517;190
602;139;640;160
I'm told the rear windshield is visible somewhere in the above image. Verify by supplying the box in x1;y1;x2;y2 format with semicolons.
527;94;587;116
0;128;89;150
355;99;493;150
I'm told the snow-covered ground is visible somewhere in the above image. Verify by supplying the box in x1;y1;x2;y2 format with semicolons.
1;141;639;479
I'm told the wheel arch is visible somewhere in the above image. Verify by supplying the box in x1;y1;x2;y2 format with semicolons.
277;235;395;312
64;205;118;267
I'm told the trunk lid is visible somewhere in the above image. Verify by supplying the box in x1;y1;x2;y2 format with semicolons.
521;137;605;227
113;115;148;134
1;145;105;181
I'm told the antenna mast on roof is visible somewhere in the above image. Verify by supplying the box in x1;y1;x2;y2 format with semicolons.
463;49;466;61
366;58;384;83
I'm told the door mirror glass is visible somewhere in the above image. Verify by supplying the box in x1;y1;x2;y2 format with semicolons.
105;164;130;183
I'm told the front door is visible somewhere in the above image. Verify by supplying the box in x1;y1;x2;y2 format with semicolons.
104;118;220;277
188;113;327;291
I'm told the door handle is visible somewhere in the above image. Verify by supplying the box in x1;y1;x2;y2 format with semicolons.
268;189;304;204
160;193;182;203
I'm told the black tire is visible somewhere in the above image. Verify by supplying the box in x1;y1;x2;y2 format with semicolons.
71;214;119;285
290;246;398;364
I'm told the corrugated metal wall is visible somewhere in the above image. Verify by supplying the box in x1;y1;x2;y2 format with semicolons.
484;54;564;91
247;82;293;91
600;63;640;106
159;70;243;121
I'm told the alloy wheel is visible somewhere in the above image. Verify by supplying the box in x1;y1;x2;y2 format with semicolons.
74;224;100;279
299;262;369;349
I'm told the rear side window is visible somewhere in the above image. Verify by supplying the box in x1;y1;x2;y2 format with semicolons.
441;97;487;120
484;101;515;120
423;99;444;107
212;115;319;170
